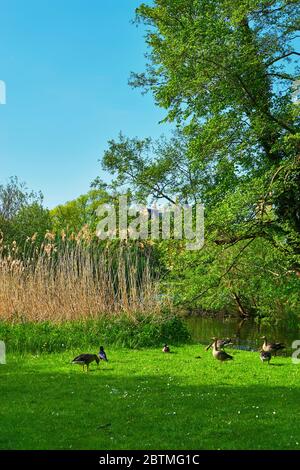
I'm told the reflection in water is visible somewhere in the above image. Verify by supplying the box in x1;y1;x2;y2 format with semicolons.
185;316;300;354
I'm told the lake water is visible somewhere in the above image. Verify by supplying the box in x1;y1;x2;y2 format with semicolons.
185;315;300;354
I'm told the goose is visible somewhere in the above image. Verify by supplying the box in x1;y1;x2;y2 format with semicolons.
98;346;108;362
206;337;232;351
260;350;272;364
71;353;99;372
162;344;170;353
261;336;285;355
211;338;233;362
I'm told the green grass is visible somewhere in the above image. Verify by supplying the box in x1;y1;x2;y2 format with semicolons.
1;345;300;450
0;315;190;352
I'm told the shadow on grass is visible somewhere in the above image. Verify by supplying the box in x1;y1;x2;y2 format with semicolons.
268;363;286;367
1;363;300;450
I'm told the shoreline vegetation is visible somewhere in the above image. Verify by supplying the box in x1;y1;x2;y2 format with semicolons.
0;316;190;353
1;175;300;329
0;233;163;322
0;232;191;352
0;233;298;355
0;232;192;353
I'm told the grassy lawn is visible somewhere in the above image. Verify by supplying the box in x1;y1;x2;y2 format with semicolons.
1;345;300;450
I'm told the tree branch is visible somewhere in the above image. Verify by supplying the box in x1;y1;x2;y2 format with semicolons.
189;239;254;303
266;51;300;67
266;72;294;81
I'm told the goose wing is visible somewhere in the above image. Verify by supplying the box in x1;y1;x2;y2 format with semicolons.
72;353;90;363
219;350;233;360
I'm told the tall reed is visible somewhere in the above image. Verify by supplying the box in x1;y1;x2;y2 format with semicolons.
0;230;163;322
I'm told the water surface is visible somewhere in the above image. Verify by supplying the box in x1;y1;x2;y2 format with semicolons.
185;316;299;354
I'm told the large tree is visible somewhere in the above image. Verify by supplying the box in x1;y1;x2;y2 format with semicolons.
126;0;300;254
96;1;300;320
0;176;43;220
0;177;49;245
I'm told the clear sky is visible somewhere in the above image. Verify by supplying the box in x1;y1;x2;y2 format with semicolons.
0;0;167;208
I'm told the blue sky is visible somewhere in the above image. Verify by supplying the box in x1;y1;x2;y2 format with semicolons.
0;0;167;208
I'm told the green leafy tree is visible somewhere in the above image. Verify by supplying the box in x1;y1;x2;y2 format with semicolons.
101;131;209;205
0;177;46;244
0;176;43;221
50;186;112;235
129;0;300;253
95;1;300;322
12;203;52;246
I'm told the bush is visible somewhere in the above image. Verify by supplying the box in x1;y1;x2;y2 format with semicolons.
0;313;190;353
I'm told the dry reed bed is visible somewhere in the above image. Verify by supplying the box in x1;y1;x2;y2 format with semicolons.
0;232;162;322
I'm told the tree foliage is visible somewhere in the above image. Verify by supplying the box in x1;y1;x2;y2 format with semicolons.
96;0;300;323
0;176;43;221
0;177;50;246
129;0;300;252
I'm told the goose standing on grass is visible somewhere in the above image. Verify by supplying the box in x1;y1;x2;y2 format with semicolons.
261;336;285;355
162;344;170;353
260;350;272;364
98;346;108;362
211;338;233;362
206;338;232;351
71;353;99;372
